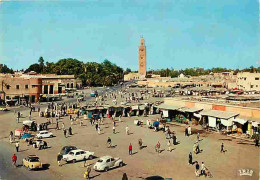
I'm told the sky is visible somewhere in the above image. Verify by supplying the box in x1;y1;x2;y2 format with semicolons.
0;0;259;71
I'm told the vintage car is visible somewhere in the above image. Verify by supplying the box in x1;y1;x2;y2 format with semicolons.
22;155;43;170
94;156;123;172
90;91;98;97
36;130;53;139
62;149;94;163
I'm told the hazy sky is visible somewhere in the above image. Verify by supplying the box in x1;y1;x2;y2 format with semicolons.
0;0;259;71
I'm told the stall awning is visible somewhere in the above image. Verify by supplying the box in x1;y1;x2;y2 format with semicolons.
233;118;247;125
179;107;203;113
200;110;239;120
157;104;182;110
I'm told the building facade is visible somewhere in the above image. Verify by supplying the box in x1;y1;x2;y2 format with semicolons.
237;72;260;91
0;73;82;103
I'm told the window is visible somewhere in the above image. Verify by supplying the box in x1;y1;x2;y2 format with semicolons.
251;85;254;88
25;85;29;89
244;78;246;80
255;77;259;80
106;159;110;163
76;152;80;155
6;85;10;89
81;151;86;154
16;85;19;89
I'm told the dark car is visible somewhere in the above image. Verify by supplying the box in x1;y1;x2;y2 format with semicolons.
60;146;77;155
144;176;165;180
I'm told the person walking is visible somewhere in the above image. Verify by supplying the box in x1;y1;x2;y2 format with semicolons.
98;126;101;135
255;137;259;147
185;127;188;136
122;173;128;180
197;132;200;141
138;139;142;150
69;127;72;135
129;143;132;155
57;153;62;166
95;122;98;131
86;163;91;179
63;129;67;138
61;123;65;130
167;140;171;152
201;162;206;177
220;143;225;153
113;126;116;134
56;121;59;130
189;152;193;165
156;141;161;153
195;161;200;177
15;142;19;152
107;137;112;148
12;154;17;167
173;134;177;145
188;126;192;136
126;126;129;135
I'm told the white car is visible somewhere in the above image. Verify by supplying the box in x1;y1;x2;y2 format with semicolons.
62;149;94;163
36;130;53;139
94;156;123;172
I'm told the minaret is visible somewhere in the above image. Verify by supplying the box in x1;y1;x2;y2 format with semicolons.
138;37;146;78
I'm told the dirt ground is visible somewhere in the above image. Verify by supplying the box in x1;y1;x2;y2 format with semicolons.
0;87;259;180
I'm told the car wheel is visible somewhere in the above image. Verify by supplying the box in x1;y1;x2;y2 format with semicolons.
104;167;109;172
119;162;123;167
73;159;76;163
89;155;93;160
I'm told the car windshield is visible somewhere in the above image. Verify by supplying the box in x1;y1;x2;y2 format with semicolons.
97;159;103;163
29;158;39;162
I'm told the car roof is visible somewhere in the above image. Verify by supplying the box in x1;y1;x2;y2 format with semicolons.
69;149;85;153
100;156;112;160
39;130;48;133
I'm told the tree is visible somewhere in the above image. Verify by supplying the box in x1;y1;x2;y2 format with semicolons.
25;63;41;73
0;64;14;74
125;68;131;74
38;56;45;73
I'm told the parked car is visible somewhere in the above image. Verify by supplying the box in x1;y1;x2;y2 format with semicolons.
60;146;77;155
62;149;94;163
90;91;98;97
36;130;53;139
144;176;165;180
94;156;123;172
22;155;43;170
0;107;8;111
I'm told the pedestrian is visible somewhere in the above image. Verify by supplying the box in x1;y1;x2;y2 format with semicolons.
12;154;17;167
80;119;83;126
69;127;72;135
129;143;132;155
63;129;67;138
167;140;171;152
193;143;197;154
220;143;225;153
156;141;161;153
195;161;200;177
188;126;192;136
57;153;62;166
15;142;19;152
98;126;101;135
173;134;177;145
196;142;200;154
107;137;112;148
122;173;128;180
197;132;200;141
95;122;98;131
113;126;116;134
255;137;259;147
126;126;129;135
56;121;59;130
185;127;188;136
189;152;193;165
62;123;65;130
201;162;206;177
138;138;142;150
86;163;91;179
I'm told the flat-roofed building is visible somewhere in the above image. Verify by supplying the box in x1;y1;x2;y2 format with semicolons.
237;72;260;91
